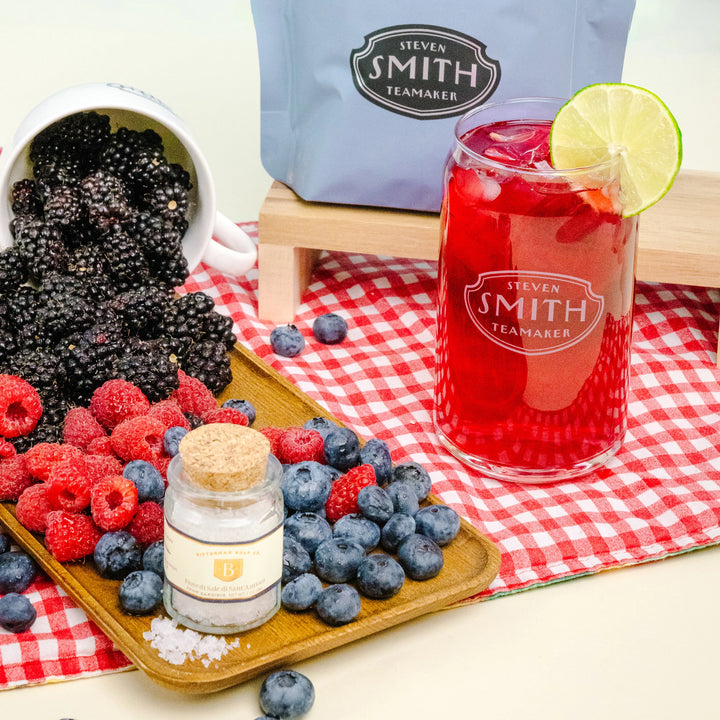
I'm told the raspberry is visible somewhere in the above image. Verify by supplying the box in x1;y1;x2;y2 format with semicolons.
25;442;84;482
16;483;53;533
201;406;249;426
0;374;43;438
0;454;33;502
90;476;139;531
84;453;124;486
89;379;151;429
0;438;16;459
325;464;377;522
127;501;164;547
63;406;106;449
277;427;325;464
46;456;93;512
170;370;216;417
85;436;115;456
260;426;285;458
150;455;170;479
110;415;167;462
146;399;191;431
45;510;102;562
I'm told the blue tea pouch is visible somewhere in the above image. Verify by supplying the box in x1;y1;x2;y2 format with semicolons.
251;0;636;212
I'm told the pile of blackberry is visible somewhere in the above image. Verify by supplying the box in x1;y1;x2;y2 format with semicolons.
0;111;236;449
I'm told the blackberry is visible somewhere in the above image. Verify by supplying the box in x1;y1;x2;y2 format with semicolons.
201;309;236;349
144;179;189;229
43;184;85;228
116;340;179;401
160;291;215;339
64;334;121;402
64;245;111;287
147;244;189;287
179;339;232;393
33;292;96;343
14;219;69;280
11;421;64;453
100;229;150;291
30;111;111;168
0;247;28;294
33;156;85;199
80;170;133;231
11;179;42;216
9;213;40;240
100;127;165;190
0;330;18;365
108;283;172;337
4;285;43;332
7;347;67;398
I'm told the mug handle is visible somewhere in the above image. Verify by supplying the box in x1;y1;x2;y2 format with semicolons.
201;212;258;276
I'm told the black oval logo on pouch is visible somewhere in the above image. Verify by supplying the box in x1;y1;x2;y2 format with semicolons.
350;24;501;120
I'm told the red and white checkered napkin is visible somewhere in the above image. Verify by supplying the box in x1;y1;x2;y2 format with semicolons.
3;222;720;687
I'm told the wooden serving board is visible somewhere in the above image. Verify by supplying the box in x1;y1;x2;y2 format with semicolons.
0;344;501;694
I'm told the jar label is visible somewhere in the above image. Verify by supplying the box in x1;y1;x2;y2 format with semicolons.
464;270;605;356
164;519;283;602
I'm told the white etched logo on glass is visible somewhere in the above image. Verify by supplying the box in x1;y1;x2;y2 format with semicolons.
464;271;604;356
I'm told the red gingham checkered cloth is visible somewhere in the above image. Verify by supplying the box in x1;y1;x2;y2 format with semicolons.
2;222;720;687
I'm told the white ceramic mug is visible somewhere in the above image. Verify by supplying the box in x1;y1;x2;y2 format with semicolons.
0;82;257;276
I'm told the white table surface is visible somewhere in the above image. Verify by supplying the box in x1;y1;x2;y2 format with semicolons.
0;2;718;718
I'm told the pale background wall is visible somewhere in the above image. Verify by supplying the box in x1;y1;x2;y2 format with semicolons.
0;0;716;223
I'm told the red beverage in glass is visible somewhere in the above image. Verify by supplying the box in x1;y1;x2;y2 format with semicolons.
434;98;638;482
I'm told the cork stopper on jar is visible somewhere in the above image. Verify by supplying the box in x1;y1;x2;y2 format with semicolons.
178;424;271;492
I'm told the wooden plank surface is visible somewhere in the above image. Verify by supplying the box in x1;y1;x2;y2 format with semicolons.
0;344;501;694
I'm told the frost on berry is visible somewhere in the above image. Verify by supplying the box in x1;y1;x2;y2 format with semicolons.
63;406;106;449
89;379;151;429
0;454;33;502
110;415;167;462
201;406;249;426
46;456;93;512
0;374;43;438
45;511;102;562
16;483;54;533
170;370;216;417
325;464;377;522
90;476;139;531
277;427;325;465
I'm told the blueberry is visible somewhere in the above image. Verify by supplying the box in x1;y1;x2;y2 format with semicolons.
386;480;420;516
0;551;37;594
332;513;381;552
281;572;323;612
221;398;257;425
123;460;165;503
281;461;333;512
313;538;365;583
302;416;337;439
143;541;164;578
163;426;188;457
259;670;315;719
118;570;163;615
0;593;37;633
357;484;394;525
312;313;348;344
282;536;313;584
270;324;305;357
397;534;444;580
323;427;361;471
356;553;405;599
359;437;393;485
380;513;416;553
315;583;362;626
0;533;11;555
284;512;332;556
94;531;143;580
414;505;461;546
392;461;432;501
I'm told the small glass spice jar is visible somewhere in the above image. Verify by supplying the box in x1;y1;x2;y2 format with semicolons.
163;425;284;635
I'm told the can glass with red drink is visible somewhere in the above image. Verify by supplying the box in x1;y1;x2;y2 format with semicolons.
434;97;639;482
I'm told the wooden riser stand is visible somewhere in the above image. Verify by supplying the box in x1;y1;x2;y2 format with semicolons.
258;170;720;359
